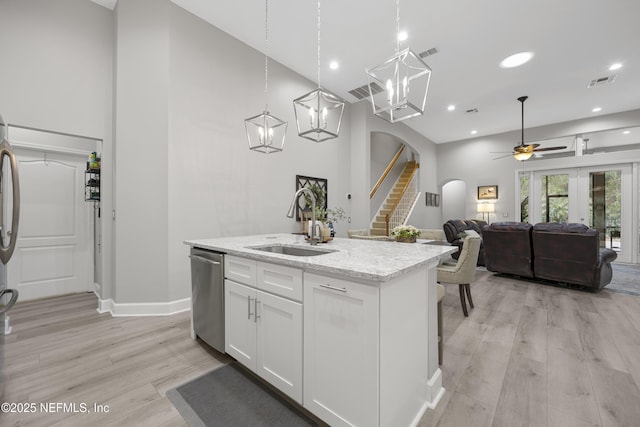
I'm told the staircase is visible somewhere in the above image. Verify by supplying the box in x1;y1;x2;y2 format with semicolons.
370;160;419;236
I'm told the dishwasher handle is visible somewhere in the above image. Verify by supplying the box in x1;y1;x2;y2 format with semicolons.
189;254;221;265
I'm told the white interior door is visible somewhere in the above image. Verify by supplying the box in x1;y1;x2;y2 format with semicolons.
5;148;93;301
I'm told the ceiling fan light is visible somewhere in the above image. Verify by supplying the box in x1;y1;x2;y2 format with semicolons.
513;151;534;161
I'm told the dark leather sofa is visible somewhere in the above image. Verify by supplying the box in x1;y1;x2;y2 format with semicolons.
482;222;617;290
442;219;487;266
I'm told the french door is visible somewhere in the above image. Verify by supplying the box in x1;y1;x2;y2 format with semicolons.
525;164;632;263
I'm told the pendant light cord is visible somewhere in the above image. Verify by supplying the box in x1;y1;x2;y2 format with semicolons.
264;0;269;112
317;0;321;89
395;0;400;53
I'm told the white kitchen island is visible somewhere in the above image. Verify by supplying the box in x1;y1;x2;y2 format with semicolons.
185;234;455;427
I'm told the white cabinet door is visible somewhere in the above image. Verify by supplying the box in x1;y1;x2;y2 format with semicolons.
303;273;380;427
225;277;303;404
256;290;302;403
224;280;257;371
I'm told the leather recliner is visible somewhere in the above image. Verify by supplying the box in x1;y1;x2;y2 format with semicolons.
442;219;486;266
482;222;534;278
481;221;618;290
532;222;617;289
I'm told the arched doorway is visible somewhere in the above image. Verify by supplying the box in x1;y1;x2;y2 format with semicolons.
441;179;467;221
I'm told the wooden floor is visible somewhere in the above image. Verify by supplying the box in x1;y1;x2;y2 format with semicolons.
3;271;640;426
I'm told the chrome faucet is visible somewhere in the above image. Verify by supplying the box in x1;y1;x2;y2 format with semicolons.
287;188;320;245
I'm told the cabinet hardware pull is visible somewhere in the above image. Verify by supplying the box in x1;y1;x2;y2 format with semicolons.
320;283;347;293
247;296;253;319
188;255;221;265
255;299;260;323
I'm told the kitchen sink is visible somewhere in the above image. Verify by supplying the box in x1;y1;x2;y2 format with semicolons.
248;244;336;257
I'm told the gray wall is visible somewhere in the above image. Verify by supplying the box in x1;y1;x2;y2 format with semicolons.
436;109;640;221
162;2;351;303
114;0;171;303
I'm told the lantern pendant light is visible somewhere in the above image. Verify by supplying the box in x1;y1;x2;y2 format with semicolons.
366;0;432;123
293;0;345;142
245;0;287;153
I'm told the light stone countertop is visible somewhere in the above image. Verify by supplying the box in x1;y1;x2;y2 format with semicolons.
185;233;456;282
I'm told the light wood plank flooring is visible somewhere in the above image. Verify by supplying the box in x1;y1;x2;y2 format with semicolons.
3;270;640;426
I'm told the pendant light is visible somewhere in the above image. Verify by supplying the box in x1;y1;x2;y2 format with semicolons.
293;0;345;142
245;0;287;154
366;0;432;123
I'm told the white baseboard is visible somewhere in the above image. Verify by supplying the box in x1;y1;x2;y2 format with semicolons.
96;297;191;317
4;315;12;335
425;368;445;409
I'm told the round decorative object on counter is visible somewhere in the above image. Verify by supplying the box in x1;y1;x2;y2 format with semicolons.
395;236;417;243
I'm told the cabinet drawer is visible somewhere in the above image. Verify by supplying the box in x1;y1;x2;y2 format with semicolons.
257;262;303;302
225;255;257;286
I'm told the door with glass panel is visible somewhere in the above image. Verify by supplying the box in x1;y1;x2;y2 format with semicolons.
577;165;631;263
521;165;631;263
530;169;578;225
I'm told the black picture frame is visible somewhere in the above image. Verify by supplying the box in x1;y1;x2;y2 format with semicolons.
295;175;328;221
425;192;439;207
478;185;498;200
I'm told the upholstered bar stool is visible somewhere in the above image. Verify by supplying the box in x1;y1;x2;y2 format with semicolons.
436;235;481;317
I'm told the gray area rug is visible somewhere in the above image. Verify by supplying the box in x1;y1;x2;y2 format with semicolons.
167;362;317;427
606;263;640;296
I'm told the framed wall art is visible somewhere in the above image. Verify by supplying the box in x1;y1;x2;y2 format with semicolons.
295;175;328;221
478;185;498;200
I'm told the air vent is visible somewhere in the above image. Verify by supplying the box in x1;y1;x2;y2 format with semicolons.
465;108;479;114
587;75;617;88
418;47;439;58
348;82;383;100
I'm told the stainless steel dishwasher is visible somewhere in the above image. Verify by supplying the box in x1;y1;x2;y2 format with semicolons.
189;247;225;353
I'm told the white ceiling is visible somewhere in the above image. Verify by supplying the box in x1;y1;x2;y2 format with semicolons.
94;0;640;144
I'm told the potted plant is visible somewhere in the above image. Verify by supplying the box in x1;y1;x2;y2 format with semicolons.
391;225;421;243
324;207;346;237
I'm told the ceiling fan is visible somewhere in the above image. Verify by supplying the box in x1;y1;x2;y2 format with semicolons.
494;96;567;161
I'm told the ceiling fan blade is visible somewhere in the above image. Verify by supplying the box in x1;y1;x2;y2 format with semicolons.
533;145;568;152
513;143;539;152
493;153;515;160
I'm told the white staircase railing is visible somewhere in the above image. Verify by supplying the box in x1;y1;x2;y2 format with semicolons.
386;171;419;235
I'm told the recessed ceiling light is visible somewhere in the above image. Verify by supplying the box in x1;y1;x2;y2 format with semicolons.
623;130;631;134
397;31;408;42
499;51;534;68
609;63;623;71
329;61;339;70
447;105;456;111
470;130;478;135
592;107;602;113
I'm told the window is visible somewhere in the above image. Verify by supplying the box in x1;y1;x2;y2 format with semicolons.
541;174;568;223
